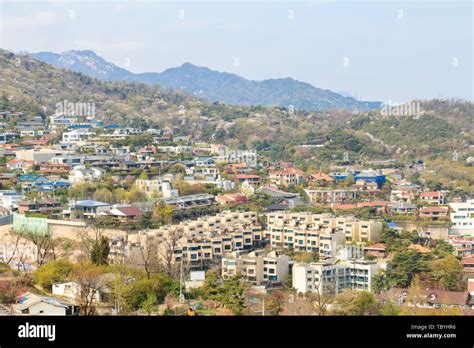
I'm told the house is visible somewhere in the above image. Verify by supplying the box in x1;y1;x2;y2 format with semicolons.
419;206;449;220
306;172;335;186
68;168;103;183
356;201;390;214
387;202;417;215
99;206;143;223
380;288;473;310
69;200;111;219
36;180;71;192
39;163;70;175
216;193;249;205
62;129;92;144
52;281;102;303
269;168;305;187
461;257;474;275
17;174;49;192
419;191;446;205
0;191;23;209
364;243;387;258
448;235;474;258
354;180;379;192
233;174;261;187
390;188;415;203
6;159;34;172
224;163;249;175
194;157;215;167
13;292;79;316
354;171;386;189
18;198;62;214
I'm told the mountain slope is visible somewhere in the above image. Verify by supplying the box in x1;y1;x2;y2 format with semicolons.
26;50;381;112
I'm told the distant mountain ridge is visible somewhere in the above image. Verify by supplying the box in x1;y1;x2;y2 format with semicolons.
26;50;382;111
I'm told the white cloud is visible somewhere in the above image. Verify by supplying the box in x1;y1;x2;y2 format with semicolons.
2;10;57;29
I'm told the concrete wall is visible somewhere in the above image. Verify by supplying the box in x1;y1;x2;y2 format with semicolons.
396;221;449;239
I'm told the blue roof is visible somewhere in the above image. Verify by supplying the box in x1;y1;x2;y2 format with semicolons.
67;124;93;130
387;222;398;228
74;200;110;208
18;174;44;181
104;124;121;129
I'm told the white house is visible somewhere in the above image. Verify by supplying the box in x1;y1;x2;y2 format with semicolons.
52;281;101;303
0;191;24;209
449;199;474;236
13;292;79;316
69;168;103;183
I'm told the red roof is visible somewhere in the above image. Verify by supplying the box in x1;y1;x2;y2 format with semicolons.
272;168;305;176
234;174;260;179
308;172;334;181
419;206;448;213
461;257;474;266
365;243;386;250
357;201;390;207
420;191;443;197
331;203;356;210
216;194;248;204
115;207;143;217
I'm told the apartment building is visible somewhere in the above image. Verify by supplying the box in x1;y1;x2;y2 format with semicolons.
304;188;357;204
449;200;474;236
265;212;382;257
292;259;381;294
222;249;290;287
124;211;263;269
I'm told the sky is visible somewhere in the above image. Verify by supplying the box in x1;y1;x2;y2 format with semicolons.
0;0;472;103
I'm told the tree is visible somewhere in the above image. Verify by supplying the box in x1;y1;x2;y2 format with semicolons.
125;274;178;311
331;290;381;316
372;269;389;294
427;255;465;291
76;218;109;262
387;250;430;288
140;291;157;315
18;227;55;267
152;201;173;226
33;259;74;290
265;290;286;315
155;229;180;277
208;274;247;315
132;236;159;279
69;262;107;316
90;235;110;265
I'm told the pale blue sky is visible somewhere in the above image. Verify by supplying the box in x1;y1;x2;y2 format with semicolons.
1;0;472;102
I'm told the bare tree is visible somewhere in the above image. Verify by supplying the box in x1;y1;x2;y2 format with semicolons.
17;226;55;267
70;262;107;316
156;229;180;278
76;218;107;261
308;276;337;316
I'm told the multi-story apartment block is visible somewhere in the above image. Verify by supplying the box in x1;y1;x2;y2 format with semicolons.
292;259;381;294
266;212;382;257
449;200;474;236
304;188;358;204
222;249;290;286
124;211;263;270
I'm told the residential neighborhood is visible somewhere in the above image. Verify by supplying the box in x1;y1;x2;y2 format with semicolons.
0;108;473;318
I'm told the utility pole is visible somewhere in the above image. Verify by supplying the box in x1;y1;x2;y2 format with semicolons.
179;257;185;303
